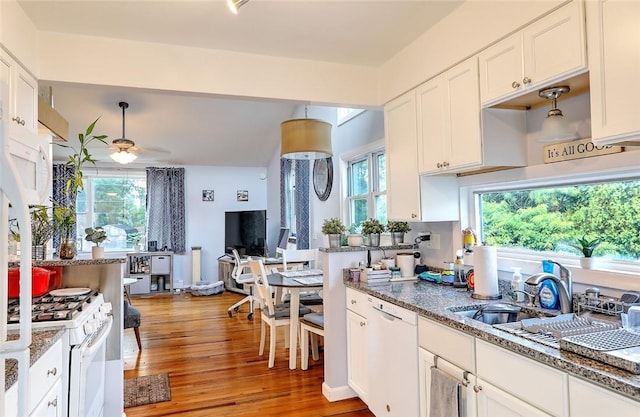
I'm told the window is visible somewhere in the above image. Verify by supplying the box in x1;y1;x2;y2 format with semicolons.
347;150;386;228
478;178;640;262
337;107;365;126
75;171;147;252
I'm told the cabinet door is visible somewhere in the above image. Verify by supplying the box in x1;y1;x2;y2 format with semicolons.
588;0;640;145
14;66;38;133
568;375;640;416
1;53;10;120
384;91;421;221
346;309;368;402
522;0;586;91
416;77;446;174
446;57;482;170
477;378;552;417
30;379;62;417
478;33;524;105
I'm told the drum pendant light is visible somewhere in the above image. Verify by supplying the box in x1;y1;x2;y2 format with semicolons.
281;106;332;160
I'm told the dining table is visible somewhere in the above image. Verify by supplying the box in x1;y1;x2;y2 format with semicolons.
267;270;324;370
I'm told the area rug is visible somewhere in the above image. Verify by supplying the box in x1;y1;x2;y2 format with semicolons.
124;373;172;408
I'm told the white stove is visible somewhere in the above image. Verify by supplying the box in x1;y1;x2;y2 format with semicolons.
7;290;113;417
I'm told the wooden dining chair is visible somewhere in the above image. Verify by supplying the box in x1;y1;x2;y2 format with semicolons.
300;312;324;370
248;258;312;368
280;248;324;306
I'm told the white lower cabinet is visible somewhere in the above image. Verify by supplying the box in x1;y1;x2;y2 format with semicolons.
346;309;368;401
5;338;63;417
476;378;551;417
476;340;569;417
568;376;640;416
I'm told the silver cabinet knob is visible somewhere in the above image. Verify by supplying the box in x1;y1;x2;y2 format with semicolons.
350;299;356;304
523;76;532;85
12;116;25;126
47;367;57;377
360;321;366;327
411;213;417;218
443;161;450;167
48;398;58;408
511;81;520;88
473;385;483;393
436;162;442;168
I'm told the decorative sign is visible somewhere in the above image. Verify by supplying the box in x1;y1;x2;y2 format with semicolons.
543;137;623;164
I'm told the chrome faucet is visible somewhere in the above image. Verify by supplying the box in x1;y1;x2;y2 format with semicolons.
524;260;573;314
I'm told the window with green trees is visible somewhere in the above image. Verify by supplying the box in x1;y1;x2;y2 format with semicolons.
75;173;147;252
347;150;386;227
480;178;640;261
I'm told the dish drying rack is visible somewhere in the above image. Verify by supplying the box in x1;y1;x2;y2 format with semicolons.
574;293;633;317
521;314;619;339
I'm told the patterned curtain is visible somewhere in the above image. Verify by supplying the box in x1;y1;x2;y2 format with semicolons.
146;167;186;254
52;164;76;251
280;159;310;249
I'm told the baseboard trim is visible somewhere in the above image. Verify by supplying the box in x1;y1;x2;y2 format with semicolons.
322;382;358;402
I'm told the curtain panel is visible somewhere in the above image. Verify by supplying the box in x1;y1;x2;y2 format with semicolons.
52;164;76;251
280;159;310;249
146;167;186;254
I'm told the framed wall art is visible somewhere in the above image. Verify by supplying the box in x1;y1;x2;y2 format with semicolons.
237;190;249;202
202;190;214;201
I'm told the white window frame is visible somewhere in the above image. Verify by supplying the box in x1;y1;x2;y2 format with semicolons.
76;168;147;254
340;139;385;227
459;153;640;293
337;107;366;126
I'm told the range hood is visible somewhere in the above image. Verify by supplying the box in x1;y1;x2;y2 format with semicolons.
38;87;68;141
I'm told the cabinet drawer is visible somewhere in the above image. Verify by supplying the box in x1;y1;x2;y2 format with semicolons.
418;317;475;371
29;338;63;414
346;288;371;317
151;255;171;274
568;375;640;416
476;340;568;416
30;378;62;417
128;275;151;294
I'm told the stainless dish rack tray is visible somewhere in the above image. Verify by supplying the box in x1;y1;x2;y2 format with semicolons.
574;293;630;317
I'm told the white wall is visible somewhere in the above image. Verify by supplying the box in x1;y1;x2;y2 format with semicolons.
175;165;268;287
0;0;40;72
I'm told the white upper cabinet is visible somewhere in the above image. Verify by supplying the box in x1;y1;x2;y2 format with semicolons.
479;0;587;107
588;0;640;145
417;57;482;174
0;49;38;134
384;90;421;221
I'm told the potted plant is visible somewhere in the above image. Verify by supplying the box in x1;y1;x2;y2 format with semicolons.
53;118;108;259
128;232;144;252
347;223;364;247
322;217;346;248
569;236;601;269
11;206;55;260
387;221;411;245
85;227;107;259
361;218;385;247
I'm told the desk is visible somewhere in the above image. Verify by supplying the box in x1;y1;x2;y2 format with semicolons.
267;273;323;370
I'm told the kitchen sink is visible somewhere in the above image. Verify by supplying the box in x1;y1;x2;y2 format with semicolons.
448;303;541;325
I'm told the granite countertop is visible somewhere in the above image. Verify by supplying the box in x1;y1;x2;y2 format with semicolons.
319;244;416;253
4;327;66;391
9;256;125;268
346;279;640;402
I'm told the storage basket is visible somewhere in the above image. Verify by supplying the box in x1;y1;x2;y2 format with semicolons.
190;280;224;296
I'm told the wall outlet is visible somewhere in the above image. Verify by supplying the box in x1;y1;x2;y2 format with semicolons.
424;233;440;250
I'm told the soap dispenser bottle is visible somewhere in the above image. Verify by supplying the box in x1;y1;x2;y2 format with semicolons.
511;267;524;302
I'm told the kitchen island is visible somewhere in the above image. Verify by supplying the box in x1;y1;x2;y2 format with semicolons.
345;278;640;405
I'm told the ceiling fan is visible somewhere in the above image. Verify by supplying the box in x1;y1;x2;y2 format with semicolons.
110;101;138;164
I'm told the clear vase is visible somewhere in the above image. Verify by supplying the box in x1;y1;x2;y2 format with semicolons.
59;239;75;259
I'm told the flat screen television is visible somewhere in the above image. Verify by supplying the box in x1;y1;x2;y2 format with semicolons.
225;210;267;257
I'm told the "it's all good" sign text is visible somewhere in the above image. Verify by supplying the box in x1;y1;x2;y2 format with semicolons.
543;137;623;164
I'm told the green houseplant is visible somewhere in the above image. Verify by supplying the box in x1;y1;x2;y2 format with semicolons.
361;218;385;247
569;236;601;269
53;118;108;259
387;221;411;245
322;217;346;248
85;226;107;258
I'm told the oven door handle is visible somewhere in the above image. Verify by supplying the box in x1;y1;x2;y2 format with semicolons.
79;316;113;360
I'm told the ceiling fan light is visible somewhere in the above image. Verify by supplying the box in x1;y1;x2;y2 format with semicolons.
227;0;249;14
110;150;137;164
281;118;333;160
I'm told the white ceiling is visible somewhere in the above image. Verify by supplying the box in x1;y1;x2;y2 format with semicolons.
18;0;464;167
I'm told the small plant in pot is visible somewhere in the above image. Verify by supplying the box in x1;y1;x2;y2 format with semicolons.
347;223;364;247
387;221;411;245
85;227;107;259
361;218;385;247
12;206;55;260
569;236;601;269
322;217;346;248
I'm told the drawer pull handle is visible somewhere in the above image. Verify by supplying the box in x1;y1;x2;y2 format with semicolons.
48;398;58;408
47;367;57;377
473;385;483;393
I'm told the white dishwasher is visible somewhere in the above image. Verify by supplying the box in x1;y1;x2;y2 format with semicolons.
368;296;419;417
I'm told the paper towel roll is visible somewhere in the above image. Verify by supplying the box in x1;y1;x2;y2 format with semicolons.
473;245;500;298
396;254;414;277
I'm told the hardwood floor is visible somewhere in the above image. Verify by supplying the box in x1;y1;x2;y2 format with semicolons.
123;291;374;417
